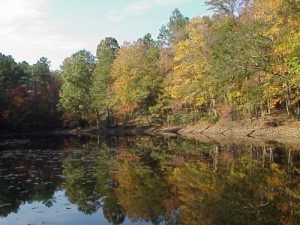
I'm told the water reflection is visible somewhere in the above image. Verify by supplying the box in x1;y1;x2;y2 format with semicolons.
0;135;299;225
0;137;64;218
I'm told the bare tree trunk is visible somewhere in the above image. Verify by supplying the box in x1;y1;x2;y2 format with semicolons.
95;110;100;129
262;146;266;168
213;146;219;172
269;148;273;165
285;82;291;116
286;99;290;116
297;101;300;119
296;87;300;118
288;149;292;177
210;97;217;117
267;98;271;115
256;105;260;119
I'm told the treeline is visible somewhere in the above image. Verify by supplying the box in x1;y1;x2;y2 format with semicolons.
59;0;300;128
1;0;299;130
0;54;61;130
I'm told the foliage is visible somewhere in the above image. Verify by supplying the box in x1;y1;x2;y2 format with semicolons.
158;8;189;47
2;2;300;129
0;53;61;129
96;37;119;60
110;37;163;118
91;38;119;127
59;50;95;124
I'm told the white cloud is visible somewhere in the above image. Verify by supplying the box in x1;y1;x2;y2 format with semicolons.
0;0;85;69
109;0;189;22
0;0;200;69
0;0;46;25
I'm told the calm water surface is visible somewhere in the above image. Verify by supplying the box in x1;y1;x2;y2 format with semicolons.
0;135;299;225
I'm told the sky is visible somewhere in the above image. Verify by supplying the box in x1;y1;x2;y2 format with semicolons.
0;0;209;70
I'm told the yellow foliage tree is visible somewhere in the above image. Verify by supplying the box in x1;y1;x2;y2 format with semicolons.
166;17;216;113
252;0;300;114
110;40;163;119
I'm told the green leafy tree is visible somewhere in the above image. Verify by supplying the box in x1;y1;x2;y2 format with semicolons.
30;57;51;91
205;0;251;19
91;38;119;127
96;37;120;60
158;9;189;47
0;54;19;125
59;50;95;125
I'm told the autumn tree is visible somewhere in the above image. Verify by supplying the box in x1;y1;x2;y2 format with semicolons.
251;0;300;115
0;53;61;129
166;17;215;114
110;35;163;122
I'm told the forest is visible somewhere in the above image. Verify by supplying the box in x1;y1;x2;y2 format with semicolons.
0;55;60;130
0;0;299;130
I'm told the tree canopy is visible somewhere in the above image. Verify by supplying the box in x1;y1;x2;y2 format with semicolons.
1;3;300;129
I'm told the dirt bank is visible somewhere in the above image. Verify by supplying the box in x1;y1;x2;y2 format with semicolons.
68;118;300;148
174;118;300;147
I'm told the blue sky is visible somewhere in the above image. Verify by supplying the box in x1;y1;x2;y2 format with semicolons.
0;0;209;69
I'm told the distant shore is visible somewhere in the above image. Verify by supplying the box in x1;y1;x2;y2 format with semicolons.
0;129;71;137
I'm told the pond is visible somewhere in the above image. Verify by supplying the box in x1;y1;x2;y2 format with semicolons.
0;135;299;225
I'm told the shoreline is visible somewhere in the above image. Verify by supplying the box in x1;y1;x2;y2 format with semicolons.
79;118;300;148
177;119;300;146
1;118;300;149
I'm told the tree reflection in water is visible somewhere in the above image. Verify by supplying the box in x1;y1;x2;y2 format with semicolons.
0;136;299;225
